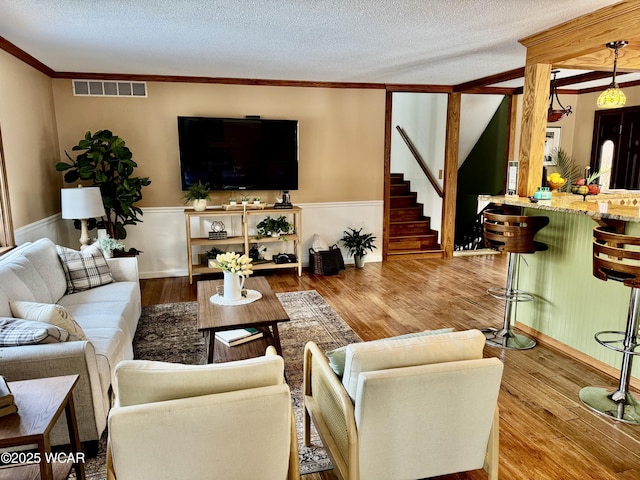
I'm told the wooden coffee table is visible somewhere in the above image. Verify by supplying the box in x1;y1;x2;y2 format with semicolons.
197;276;290;363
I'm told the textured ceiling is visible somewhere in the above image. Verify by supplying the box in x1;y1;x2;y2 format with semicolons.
0;0;623;85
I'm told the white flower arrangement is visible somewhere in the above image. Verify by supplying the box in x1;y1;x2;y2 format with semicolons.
215;252;254;276
94;236;125;252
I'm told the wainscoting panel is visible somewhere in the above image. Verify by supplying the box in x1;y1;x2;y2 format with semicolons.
516;209;638;379
33;201;382;279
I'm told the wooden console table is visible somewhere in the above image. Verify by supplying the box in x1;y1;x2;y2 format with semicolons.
0;375;85;480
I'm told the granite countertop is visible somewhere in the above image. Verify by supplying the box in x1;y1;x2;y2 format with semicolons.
479;192;640;223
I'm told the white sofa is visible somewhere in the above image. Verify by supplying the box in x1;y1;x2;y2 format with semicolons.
0;238;141;448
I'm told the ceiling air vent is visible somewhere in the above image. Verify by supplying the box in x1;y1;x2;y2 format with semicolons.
72;80;147;98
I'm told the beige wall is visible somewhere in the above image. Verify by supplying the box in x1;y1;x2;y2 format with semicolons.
0;50;61;229
52;80;386;207
571;84;640;168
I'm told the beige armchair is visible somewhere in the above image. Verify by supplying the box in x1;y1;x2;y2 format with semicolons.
303;330;503;480
107;346;299;480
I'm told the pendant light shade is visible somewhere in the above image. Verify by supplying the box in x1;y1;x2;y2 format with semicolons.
597;40;628;109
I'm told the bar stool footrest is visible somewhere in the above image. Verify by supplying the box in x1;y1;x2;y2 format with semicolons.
594;330;640;355
579;386;640;424
486;287;534;302
482;327;536;350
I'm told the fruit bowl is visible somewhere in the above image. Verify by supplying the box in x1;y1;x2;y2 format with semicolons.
546;178;566;191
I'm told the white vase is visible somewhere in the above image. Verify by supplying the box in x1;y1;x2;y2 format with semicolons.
193;199;207;211
103;249;113;258
223;271;246;302
354;254;366;268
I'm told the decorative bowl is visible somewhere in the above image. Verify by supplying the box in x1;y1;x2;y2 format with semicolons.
547;178;566;191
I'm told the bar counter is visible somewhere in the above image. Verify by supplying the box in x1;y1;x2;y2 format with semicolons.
479;192;640;223
479;192;640;385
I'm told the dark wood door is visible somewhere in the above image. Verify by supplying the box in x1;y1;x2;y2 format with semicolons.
592;106;640;189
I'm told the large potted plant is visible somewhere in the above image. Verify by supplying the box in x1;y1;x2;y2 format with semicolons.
56;130;151;240
340;227;376;268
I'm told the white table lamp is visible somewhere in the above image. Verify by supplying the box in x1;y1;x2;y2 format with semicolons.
61;186;106;249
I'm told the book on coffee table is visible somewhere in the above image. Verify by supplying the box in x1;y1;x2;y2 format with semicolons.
215;328;264;347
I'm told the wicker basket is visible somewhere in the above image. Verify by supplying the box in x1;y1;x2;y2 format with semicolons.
309;245;345;276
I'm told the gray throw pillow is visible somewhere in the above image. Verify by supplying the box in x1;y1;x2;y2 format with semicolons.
56;244;114;294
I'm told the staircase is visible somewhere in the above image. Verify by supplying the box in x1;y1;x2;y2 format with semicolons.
388;173;443;259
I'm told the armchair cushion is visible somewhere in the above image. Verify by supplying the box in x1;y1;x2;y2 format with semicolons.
342;329;485;400
325;327;454;377
109;383;292;480
114;354;285;407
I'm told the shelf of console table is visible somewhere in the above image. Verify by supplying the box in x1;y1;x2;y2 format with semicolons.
184;206;302;284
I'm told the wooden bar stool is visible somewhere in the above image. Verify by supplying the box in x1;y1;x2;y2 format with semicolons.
482;208;549;349
579;226;640;424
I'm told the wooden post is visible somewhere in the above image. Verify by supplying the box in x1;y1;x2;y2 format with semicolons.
441;92;460;258
517;63;551;197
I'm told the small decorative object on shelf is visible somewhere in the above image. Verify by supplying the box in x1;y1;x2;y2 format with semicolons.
208;221;227;240
274;190;293;209
229;197;237;206
256;216;293;239
241;195;249;206
253;197;261;205
183;181;210;211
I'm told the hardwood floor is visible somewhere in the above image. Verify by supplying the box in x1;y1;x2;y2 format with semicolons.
140;254;640;480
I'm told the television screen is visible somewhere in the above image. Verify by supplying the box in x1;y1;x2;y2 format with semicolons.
177;116;298;191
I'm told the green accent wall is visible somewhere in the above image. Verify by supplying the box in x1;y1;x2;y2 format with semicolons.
456;97;509;239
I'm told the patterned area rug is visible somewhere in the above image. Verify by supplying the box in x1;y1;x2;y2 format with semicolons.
77;289;361;478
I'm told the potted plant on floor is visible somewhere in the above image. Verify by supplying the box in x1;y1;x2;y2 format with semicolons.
340;227;376;268
183;182;210;211
56;130;151;241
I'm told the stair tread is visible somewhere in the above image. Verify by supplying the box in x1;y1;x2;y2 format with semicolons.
388;248;443;255
389;233;438;239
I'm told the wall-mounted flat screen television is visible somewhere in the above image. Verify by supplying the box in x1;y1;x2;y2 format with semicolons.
177;116;298;191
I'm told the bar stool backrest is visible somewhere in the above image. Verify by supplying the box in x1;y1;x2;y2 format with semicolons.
483;210;549;254
593;226;640;288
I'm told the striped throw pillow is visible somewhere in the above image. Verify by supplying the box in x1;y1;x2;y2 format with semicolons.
56;244;114;294
0;317;72;346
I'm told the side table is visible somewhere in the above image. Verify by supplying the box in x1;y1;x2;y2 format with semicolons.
0;375;85;480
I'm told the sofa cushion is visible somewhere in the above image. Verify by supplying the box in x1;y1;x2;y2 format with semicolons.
58;283;141;341
56;245;114;294
0;317;73;345
325;328;455;377
17;238;68;303
10;301;87;340
341;329;486;401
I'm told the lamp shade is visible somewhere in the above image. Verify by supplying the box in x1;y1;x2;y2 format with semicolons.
596;85;626;109
61;186;106;219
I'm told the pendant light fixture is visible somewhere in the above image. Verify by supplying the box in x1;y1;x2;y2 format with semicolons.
547;70;572;122
597;40;628;109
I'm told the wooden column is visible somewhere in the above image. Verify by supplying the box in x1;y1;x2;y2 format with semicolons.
517;63;551;197
441;92;460;258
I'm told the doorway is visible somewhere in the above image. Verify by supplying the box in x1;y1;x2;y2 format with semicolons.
591;106;640;190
